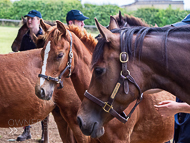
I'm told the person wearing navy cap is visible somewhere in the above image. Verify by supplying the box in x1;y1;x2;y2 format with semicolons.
19;10;43;51
66;10;89;28
171;14;190;27
16;10;44;142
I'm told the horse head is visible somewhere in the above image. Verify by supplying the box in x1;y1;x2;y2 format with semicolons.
77;17;144;138
11;17;28;52
35;20;74;100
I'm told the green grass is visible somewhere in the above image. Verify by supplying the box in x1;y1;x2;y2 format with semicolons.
0;26;99;54
0;26;19;54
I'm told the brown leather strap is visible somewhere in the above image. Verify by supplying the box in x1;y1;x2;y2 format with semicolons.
84;90;129;123
84;90;143;124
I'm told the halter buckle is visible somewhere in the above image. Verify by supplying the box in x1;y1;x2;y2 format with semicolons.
120;52;128;63
103;102;113;113
69;51;73;58
57;78;61;84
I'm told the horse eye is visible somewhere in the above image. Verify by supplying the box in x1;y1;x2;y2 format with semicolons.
57;53;64;59
94;67;105;76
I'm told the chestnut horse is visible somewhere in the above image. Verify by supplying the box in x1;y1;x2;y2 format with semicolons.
77;16;190;140
0;49;56;143
35;19;174;142
7;23;94;142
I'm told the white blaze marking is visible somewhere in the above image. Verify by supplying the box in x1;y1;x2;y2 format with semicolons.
40;41;51;86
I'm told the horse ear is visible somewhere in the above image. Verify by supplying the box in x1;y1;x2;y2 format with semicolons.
56;20;66;35
22;17;27;24
119;11;122;20
40;19;51;33
95;18;114;42
108;16;119;30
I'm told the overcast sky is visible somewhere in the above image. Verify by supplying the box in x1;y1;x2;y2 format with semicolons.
81;0;190;10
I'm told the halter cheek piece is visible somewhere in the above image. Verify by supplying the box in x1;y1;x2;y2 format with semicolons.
84;29;143;124
38;30;73;89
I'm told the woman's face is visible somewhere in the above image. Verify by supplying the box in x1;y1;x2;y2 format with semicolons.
26;16;40;29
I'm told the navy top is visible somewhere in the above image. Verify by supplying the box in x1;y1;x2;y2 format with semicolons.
173;98;190;143
20;27;43;51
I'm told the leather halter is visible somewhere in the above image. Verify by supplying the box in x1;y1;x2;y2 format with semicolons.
84;29;143;123
38;30;73;89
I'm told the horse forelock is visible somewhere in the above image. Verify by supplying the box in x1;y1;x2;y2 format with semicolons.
91;38;107;68
41;26;65;49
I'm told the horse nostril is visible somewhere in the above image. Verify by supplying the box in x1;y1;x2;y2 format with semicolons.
77;116;82;129
40;88;45;98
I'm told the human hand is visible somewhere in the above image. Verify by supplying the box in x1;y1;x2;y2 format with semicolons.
154;100;180;117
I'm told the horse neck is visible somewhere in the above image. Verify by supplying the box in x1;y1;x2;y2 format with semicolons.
137;32;190;104
70;34;92;101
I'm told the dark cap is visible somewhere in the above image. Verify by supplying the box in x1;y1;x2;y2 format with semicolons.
172;14;190;27
24;10;42;18
66;10;89;22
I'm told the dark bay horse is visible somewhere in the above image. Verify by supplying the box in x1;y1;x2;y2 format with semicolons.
77;16;190;139
35;19;175;142
11;17;28;52
11;17;55;52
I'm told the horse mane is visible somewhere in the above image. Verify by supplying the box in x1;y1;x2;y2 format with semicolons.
67;25;97;52
114;14;150;27
37;24;97;52
92;26;190;68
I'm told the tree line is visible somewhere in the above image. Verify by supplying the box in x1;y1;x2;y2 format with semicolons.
0;0;190;27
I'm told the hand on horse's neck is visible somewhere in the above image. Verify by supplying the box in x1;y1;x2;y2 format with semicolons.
29;27;40;40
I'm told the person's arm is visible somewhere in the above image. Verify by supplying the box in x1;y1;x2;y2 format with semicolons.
154;100;190;117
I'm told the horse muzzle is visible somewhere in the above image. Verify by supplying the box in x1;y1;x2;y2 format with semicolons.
35;84;53;100
77;115;105;138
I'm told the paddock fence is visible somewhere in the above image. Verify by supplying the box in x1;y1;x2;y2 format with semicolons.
0;19;98;33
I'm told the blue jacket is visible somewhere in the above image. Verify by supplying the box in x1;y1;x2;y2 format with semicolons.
20;27;43;51
173;98;190;143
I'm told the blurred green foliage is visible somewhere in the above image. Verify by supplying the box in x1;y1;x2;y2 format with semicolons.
0;0;190;27
130;6;190;27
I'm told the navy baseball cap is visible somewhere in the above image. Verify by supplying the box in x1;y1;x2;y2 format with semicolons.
24;10;42;18
172;14;190;27
66;10;89;22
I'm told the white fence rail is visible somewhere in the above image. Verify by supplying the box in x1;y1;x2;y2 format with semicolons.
0;19;97;29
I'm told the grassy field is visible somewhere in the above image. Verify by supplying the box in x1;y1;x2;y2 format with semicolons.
0;26;98;54
0;26;19;54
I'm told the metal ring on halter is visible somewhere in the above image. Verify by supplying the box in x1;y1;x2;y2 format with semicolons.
120;70;130;79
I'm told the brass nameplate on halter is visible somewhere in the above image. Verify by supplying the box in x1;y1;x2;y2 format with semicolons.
111;83;121;99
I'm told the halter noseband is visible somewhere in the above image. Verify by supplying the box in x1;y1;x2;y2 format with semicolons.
38;30;73;89
84;29;143;123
